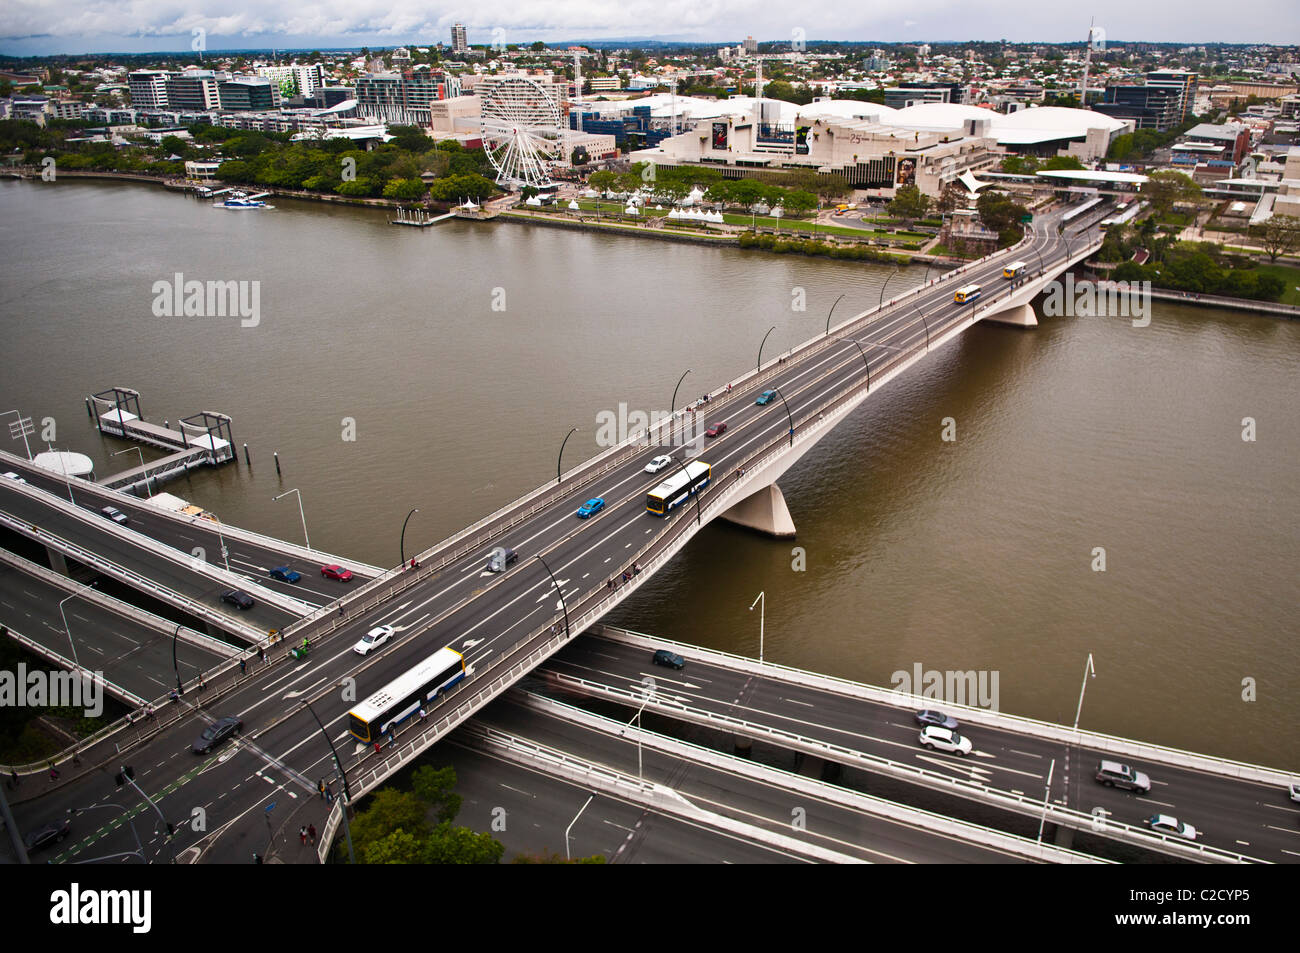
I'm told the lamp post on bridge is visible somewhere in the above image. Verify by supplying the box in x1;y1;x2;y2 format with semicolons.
840;337;871;389
749;590;765;662
534;553;570;638
111;446;153;498
670;369;690;447
399;507;420;567
58;580;97;668
913;305;931;351
272;488;311;554
878;265;903;310
824;293;845;337
1073;653;1096;732
768;386;795;447
301;698;355;865
556;428;579;486
756;325;777;375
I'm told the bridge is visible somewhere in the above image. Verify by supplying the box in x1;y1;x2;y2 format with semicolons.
17;199;1274;864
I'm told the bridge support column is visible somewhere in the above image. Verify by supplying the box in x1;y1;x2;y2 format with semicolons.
982;302;1038;327
45;547;69;577
720;484;796;539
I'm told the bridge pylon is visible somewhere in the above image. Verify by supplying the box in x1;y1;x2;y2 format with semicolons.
719;483;796;539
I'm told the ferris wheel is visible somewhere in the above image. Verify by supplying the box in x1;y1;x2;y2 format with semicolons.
479;75;565;190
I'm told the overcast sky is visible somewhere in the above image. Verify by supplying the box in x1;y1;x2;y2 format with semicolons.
3;0;1296;57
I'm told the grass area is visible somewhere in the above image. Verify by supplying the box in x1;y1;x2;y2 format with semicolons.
566;200;925;242
1252;262;1300;306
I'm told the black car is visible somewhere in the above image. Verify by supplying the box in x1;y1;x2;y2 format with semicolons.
192;716;243;754
24;818;71;853
221;589;254;610
652;649;685;670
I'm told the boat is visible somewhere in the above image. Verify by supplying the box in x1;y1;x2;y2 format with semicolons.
212;190;274;209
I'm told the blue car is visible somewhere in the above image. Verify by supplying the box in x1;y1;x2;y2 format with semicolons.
269;565;301;583
576;498;605;518
756;390;777;406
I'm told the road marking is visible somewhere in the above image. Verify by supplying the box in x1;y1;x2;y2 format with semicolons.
783;697;814;708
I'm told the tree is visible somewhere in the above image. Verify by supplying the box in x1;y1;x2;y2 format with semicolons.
1041;155;1084;171
587;170;618;194
888;184;930;224
570;145;589;166
530;41;546;52
383;178;427;200
976;190;1029;246
1250;215;1300;263
520;185;539;201
936;182;966;215
1142;170;1201;216
411;765;461;823
999;155;1039;175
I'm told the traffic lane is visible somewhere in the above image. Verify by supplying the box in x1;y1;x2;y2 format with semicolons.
0;566;231;697
0;485;297;633
478;696;1027;864
445;740;807;863
0;457;371;595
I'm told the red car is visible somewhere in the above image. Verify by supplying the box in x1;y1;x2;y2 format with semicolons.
705;421;727;438
321;564;353;582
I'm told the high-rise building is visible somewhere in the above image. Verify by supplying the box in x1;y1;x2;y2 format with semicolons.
165;71;220;110
744;35;757;54
1146;69;1199;122
356;67;463;125
127;70;168;108
1095;84;1181;130
452;23;468;54
255;64;325;98
218;78;281;111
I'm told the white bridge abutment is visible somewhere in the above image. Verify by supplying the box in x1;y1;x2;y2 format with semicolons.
981;301;1038;327
719;483;797;539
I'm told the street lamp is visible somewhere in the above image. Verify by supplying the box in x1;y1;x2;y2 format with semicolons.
824;293;845;337
111;446;152;498
400;508;420;566
565;794;595;862
757;325;777;375
68;803;145;864
208;513;231;572
769;386;795;447
1073;653;1095;732
878;265;902;310
272;488;311;553
534;553;570;638
557;428;578;486
840;337;871;388
749;591;765;662
913;305;931;351
58;580;98;667
1036;757;1057;845
301;699;355;865
669;369;690;447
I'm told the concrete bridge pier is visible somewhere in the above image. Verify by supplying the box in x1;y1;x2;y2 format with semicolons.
982;302;1038;327
46;547;70;577
720;483;796;539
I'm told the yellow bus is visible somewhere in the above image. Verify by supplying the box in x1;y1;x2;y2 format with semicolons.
1002;261;1027;279
953;284;981;304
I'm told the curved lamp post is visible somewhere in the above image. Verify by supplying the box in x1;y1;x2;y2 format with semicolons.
399;507;420;566
878;266;902;309
301;699;355;865
557;428;578;485
670;369;690;446
840;337;870;389
271;488;311;554
824;293;845;336
770;386;795;447
535;553;571;637
757;325;777;375
913;305;931;351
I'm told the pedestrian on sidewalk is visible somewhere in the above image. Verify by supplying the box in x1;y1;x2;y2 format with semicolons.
308;824;317;846
239;658;246;675
318;779;326;800
48;762;59;782
325;785;334;804
300;826;308;845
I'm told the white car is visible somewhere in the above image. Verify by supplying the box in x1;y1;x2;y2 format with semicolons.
1145;814;1197;841
644;455;673;474
918;725;972;756
2;471;26;483
1290;781;1300;804
353;625;395;656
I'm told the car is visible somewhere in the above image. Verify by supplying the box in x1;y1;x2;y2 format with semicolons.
705;421;728;438
220;589;254;610
321;564;353;582
918;725;972;756
484;547;519;572
576;498;605;519
1290;781;1300;804
1095;760;1151;794
915;710;959;731
2;471;26;484
23;818;71;853
1144;814;1197;841
192;716;243;754
755;390;777;406
644;455;673;474
353;625;395;655
100;505;129;525
652;649;685;670
268;565;301;583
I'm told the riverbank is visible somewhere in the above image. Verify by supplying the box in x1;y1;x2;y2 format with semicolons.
1092;280;1300;318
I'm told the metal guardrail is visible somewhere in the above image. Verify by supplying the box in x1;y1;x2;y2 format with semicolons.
514;691;1107;864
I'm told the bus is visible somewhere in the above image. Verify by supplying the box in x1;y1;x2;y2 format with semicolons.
953;284;981;305
1099;201;1142;230
347;646;466;744
1002;260;1028;280
646;460;711;515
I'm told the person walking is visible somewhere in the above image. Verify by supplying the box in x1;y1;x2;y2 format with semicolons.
307;824;317;846
239;658;246;675
318;779;326;800
299;826;308;845
324;784;333;804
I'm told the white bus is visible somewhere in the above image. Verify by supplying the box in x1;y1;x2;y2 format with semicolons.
646;461;711;516
953;284;982;304
348;646;466;743
1002;260;1028;279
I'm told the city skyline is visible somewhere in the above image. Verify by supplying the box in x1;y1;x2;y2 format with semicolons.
2;0;1297;56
